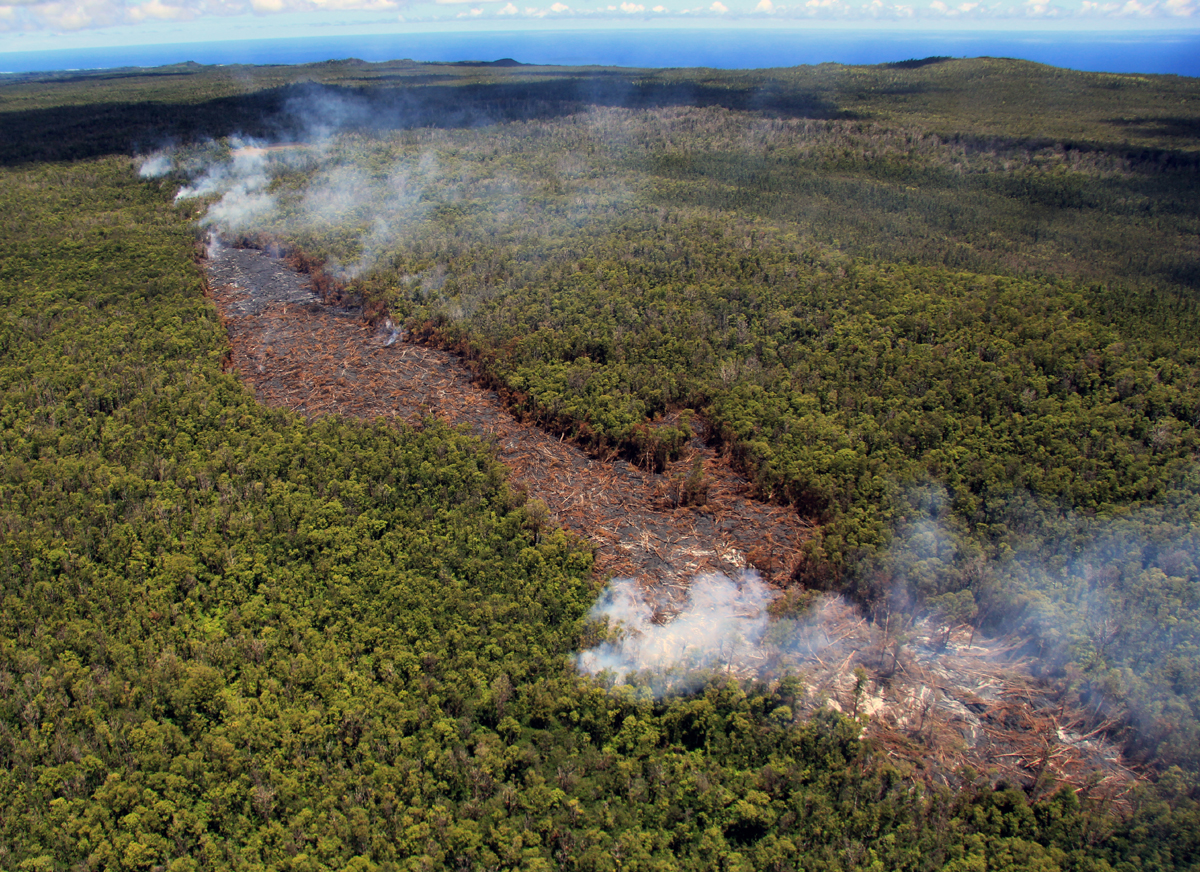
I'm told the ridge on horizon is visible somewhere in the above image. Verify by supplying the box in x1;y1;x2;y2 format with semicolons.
2;27;1199;78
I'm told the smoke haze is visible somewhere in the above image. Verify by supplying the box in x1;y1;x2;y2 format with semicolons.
176;140;279;232
575;572;774;690
147;83;642;294
141;83;1200;760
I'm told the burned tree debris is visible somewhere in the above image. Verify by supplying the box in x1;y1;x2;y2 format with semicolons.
205;239;1145;800
206;240;810;590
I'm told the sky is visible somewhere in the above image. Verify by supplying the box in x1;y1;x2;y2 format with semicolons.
0;0;1195;65
1;0;1197;54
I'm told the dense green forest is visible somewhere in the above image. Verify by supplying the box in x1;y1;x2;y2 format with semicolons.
2;57;1199;869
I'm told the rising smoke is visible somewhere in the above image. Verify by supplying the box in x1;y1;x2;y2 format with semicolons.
136;83;445;274
137;87;1200;749
137;149;173;179
177;140;279;232
140;82;637;296
159;134;435;279
847;476;1200;764
575;571;775;692
571;473;1199;730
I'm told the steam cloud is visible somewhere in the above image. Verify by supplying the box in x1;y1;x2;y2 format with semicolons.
575;571;774;688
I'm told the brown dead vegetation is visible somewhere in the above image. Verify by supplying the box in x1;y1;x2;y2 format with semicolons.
206;241;810;590
758;597;1141;805
203;239;1143;800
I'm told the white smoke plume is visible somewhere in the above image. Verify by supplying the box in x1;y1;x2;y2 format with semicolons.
159;120;442;277
173;138;279;231
137;149;173;178
575;571;774;689
139;85;641;310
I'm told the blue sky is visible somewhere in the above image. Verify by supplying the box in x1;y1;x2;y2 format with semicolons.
1;0;1196;52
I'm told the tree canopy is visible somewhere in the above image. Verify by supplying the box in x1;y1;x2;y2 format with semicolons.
2;57;1199;870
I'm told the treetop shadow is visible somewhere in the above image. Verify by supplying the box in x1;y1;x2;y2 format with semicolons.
0;71;850;167
1106;115;1200;143
884;57;955;70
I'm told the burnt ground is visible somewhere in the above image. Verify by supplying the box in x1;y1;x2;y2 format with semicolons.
761;599;1139;800
206;241;810;592
204;241;1142;800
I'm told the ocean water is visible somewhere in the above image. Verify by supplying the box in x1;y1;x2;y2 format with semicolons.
2;28;1198;77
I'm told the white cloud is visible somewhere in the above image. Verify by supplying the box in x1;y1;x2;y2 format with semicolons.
0;0;406;31
30;0;123;29
127;0;192;18
1;0;1194;35
308;0;398;7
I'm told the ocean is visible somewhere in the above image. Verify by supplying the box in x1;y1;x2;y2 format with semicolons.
2;28;1198;78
